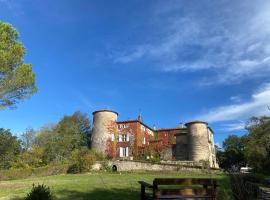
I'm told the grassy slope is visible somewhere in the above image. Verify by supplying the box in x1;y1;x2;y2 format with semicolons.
0;172;232;200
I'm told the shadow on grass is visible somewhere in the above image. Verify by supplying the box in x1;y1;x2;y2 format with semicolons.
57;188;140;200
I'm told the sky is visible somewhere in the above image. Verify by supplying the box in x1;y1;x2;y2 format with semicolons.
0;0;270;146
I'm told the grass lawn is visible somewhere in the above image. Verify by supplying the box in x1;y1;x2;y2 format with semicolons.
0;171;232;200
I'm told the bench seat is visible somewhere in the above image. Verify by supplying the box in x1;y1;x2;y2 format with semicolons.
139;178;218;200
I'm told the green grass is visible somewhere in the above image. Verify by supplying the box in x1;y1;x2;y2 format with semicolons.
0;171;232;200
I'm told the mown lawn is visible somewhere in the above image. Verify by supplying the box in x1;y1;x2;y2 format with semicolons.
0;171;232;200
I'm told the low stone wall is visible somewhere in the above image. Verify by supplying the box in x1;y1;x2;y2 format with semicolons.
106;160;219;172
160;160;203;167
91;160;220;172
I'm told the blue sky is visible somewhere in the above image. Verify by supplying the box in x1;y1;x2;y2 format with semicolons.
1;0;270;145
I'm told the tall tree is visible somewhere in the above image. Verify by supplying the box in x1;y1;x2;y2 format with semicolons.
245;116;270;173
219;135;246;171
0;21;37;108
56;111;91;147
21;127;36;150
56;111;91;136
32;112;91;164
0;128;21;169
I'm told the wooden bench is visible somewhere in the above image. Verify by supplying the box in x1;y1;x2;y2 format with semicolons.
138;178;218;200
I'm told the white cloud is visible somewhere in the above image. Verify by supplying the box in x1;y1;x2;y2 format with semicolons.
230;96;242;103
113;1;270;85
219;122;246;132
197;83;270;122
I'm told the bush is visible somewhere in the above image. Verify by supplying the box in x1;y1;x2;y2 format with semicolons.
25;184;53;200
67;163;81;174
67;148;96;173
0;164;69;181
229;173;266;200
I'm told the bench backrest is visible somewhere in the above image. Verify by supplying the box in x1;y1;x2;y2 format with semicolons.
153;178;218;198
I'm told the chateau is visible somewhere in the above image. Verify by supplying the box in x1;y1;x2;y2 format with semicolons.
91;109;218;168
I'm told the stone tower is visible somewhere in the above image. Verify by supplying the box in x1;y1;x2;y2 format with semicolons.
186;121;210;163
91;109;118;155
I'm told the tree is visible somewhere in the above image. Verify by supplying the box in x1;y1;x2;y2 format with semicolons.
0;21;37;109
21;127;36;150
0;128;21;169
219;135;246;171
31;112;91;164
56;111;91;147
245;116;270;173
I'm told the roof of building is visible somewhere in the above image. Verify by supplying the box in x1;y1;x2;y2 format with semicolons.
185;120;208;126
92;109;119;116
157;127;187;131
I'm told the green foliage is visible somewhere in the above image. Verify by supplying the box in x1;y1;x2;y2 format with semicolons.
56;111;91;137
244;116;270;173
217;116;270;174
229;173;267;200
30;112;91;165
25;184;53;200
0;172;232;200
0;128;21;169
216;135;246;171
14;147;45;168
0;164;69;181
67;148;96;173
0;111;92;170
0;21;37;109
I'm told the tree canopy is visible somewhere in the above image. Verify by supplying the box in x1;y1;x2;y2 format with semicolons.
245;116;270;173
216;135;246;171
0;128;21;169
31;111;91;165
0;21;37;109
217;116;270;174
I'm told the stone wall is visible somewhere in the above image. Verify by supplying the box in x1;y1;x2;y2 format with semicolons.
107;160;219;172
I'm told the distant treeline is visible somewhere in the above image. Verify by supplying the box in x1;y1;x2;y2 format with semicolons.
0;111;103;173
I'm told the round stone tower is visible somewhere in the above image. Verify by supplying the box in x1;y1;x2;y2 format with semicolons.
186;121;210;162
91;109;118;155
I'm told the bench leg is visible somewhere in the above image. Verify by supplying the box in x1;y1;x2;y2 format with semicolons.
141;185;146;200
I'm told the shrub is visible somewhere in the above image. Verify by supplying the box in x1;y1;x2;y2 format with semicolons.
67;163;81;174
25;184;53;200
67;148;96;173
0;164;69;181
100;160;111;171
229;173;266;200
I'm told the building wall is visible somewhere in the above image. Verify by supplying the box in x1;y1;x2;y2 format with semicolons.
186;121;209;162
91;110;118;155
175;134;188;160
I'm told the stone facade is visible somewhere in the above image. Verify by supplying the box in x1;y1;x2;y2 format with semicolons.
90;109;218;168
91;110;118;155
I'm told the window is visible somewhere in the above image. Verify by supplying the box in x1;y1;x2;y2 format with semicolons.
119;147;129;157
143;137;146;144
119;124;128;129
119;135;122;142
111;134;114;141
119;134;129;142
122;134;127;141
141;125;146;131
